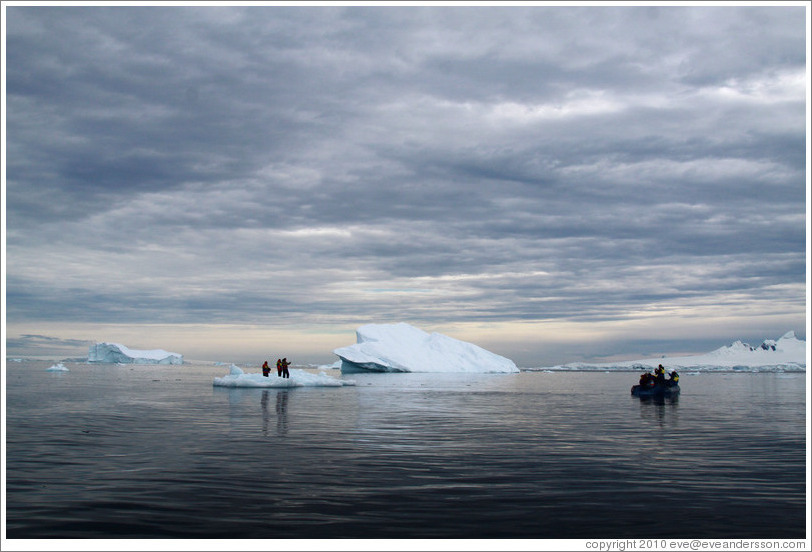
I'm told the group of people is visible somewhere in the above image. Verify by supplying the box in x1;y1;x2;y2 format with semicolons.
262;358;291;378
638;364;679;388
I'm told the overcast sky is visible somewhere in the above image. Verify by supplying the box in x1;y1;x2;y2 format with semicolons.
3;4;808;366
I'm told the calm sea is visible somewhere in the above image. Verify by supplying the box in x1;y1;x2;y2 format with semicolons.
4;361;807;539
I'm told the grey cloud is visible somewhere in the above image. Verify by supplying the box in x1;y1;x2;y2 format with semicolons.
4;6;806;362
5;334;95;357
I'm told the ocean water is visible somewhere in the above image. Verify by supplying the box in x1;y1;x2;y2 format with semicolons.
4;361;807;539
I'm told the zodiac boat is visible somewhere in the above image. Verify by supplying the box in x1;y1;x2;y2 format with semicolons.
631;382;680;397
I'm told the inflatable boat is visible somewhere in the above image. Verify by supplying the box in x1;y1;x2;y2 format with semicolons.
631;383;680;397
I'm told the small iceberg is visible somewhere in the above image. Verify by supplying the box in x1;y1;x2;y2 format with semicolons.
213;364;355;388
46;363;70;372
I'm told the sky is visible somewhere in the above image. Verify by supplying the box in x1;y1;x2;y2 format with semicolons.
2;3;809;367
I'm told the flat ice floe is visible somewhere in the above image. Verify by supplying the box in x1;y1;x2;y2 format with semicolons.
46;363;70;372
213;365;355;388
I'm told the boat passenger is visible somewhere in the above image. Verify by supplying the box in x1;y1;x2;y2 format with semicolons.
655;365;666;385
668;370;679;386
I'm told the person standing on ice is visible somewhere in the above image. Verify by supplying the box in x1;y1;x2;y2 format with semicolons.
276;359;283;377
282;358;291;379
262;360;271;377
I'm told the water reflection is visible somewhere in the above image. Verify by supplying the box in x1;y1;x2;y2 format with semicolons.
215;387;291;437
261;390;289;436
636;394;679;428
261;390;270;435
275;390;289;435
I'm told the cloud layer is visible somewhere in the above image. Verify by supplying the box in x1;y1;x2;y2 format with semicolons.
4;6;807;364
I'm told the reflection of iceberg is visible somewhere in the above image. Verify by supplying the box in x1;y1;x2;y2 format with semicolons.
334;323;519;373
46;363;69;372
213;364;355;388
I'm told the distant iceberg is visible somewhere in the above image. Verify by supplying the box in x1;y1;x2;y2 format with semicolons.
213;364;355;388
46;363;69;372
88;342;183;365
334;322;519;373
539;331;806;372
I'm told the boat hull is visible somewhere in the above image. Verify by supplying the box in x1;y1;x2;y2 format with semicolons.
631;383;680;397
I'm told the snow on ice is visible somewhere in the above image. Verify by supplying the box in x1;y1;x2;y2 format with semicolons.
46;363;69;372
88;342;183;365
213;364;356;388
540;331;806;372
334;322;519;373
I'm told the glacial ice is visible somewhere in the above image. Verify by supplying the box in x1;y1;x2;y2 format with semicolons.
333;322;519;373
46;363;70;372
88;342;183;365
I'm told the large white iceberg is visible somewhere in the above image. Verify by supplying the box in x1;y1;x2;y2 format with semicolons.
213;364;355;388
334;323;519;373
88;342;183;365
543;331;806;372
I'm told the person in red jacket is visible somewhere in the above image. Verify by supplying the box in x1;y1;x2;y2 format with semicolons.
276;359;283;377
262;360;270;377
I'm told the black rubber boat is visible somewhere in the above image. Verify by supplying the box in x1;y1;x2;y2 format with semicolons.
631;383;680;397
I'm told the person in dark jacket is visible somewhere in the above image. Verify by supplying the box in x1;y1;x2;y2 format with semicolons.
281;358;291;379
276;359;283;377
654;364;666;385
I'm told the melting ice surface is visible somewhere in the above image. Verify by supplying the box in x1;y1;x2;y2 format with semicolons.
334;322;519;373
213;365;355;388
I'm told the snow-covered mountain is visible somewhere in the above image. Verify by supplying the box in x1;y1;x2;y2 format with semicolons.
539;331;806;372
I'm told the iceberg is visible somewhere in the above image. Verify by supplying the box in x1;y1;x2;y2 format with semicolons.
46;363;69;372
213;364;356;388
88;342;183;365
541;331;806;372
334;322;519;373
